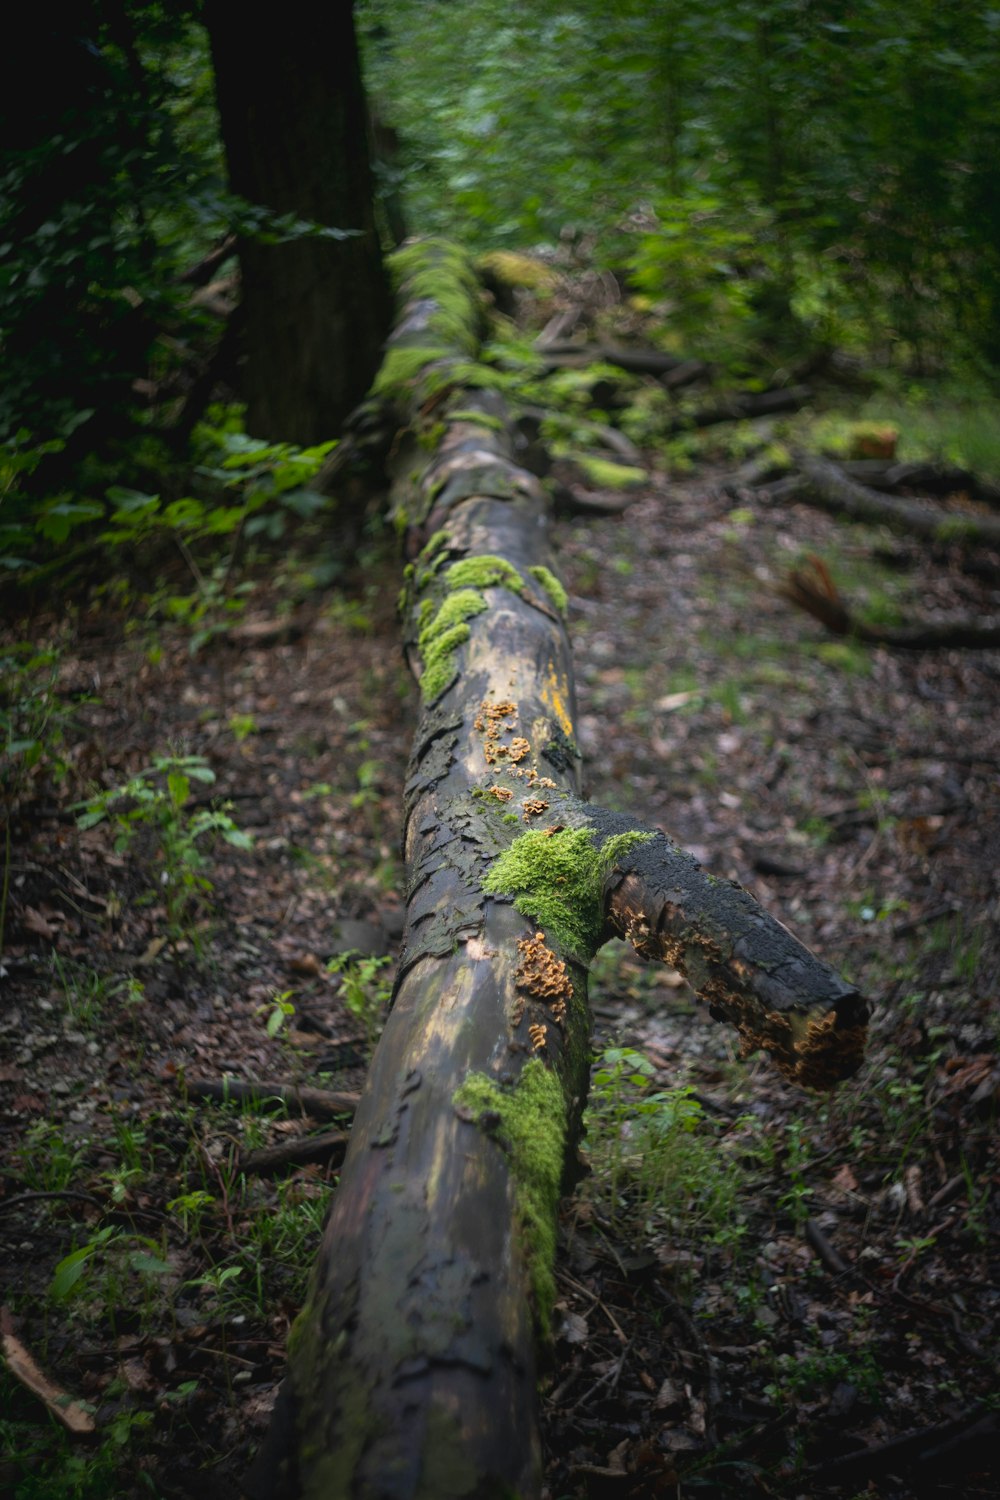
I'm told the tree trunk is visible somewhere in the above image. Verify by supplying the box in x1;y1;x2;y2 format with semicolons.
205;0;391;445
248;241;869;1500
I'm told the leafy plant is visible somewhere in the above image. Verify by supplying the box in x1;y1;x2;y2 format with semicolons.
327;951;393;1057
0;643;82;951
75;754;252;951
259;990;296;1039
16;1120;86;1193
583;1047;744;1247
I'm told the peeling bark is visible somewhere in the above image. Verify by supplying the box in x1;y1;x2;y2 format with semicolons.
248;242;869;1500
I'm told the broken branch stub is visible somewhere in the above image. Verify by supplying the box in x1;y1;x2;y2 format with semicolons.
250;240;869;1500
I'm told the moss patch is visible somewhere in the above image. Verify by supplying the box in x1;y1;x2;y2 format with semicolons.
528;565;568;618
388;239;483;355
573;453;648;490
477;249;558;292
447;408;505;432
418;588;488;702
482;827;653;961
453;1059;566;1331
373;343;453;398
445;555;525;595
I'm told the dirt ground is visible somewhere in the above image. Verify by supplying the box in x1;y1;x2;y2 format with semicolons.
1;431;998;1496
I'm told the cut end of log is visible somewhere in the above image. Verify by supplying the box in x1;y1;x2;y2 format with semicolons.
738;1001;869;1090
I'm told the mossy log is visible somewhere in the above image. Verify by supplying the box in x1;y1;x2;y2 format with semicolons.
248;241;869;1500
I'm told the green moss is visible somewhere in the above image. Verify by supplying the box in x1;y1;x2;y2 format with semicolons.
387;239;483;357
573;453;647;489
373;343;453;397
445;554;524;594
420;530;450;562
421;625;470;702
447;408;505;431
416;588;488;701
935;516;978;542
528;565;568;618
482;827;652;961
477;250;558;292
420;588;486;646
453;1059;566;1331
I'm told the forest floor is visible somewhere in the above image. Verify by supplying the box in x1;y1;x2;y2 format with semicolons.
2;369;999;1497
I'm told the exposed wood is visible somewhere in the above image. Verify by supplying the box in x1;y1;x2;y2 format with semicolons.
660;357;711;389
182;1078;359;1121
0;1307;95;1434
535;307;585;349
793;450;1000;546
176;233;237;287
250;241;868;1500
780;553;1000;650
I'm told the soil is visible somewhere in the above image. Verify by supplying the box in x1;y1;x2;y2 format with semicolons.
2;417;998;1496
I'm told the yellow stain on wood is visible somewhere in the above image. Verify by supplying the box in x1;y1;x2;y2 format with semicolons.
540;664;574;738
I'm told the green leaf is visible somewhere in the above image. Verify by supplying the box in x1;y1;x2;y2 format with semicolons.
167;772;190;809
129;1251;172;1276
50;1244;95;1299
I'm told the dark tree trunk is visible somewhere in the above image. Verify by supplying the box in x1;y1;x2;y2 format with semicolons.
205;1;391;444
248;242;869;1500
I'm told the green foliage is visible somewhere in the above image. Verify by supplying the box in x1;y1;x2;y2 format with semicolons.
0;9;216;444
0;1373;155;1499
327;951;394;1057
583;1047;743;1244
360;0;1000;370
765;1345;883;1407
0;644;75;804
0;412;338;592
75;753;252;950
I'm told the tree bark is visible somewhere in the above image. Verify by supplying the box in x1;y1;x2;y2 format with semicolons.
205;0;391;444
248;241;869;1500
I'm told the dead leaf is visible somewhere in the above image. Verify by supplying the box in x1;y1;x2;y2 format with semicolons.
23;906;58;939
654;1377;684;1410
832;1163;859;1194
137;936;167;966
290;952;322;977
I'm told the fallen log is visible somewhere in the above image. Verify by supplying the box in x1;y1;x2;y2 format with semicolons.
792;450;1000;546
669;384;812;433
839;458;1000;508
239;1129;348;1178
538;341;685;376
248;240;868;1500
182;1078;360;1120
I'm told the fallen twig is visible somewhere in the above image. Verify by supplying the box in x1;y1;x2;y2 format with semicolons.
0;1307;95;1434
238;1128;348;1177
779;553;1000;650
